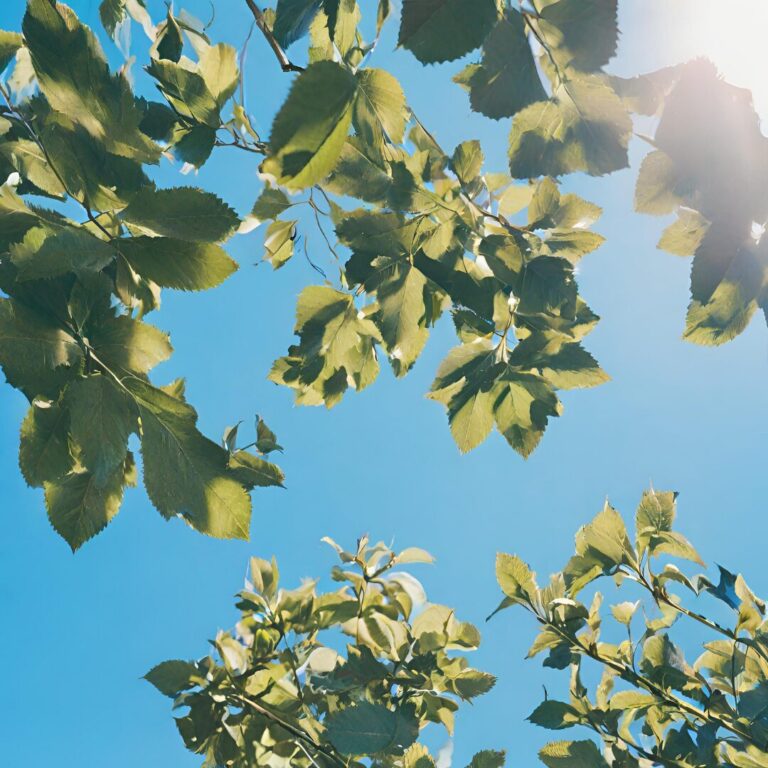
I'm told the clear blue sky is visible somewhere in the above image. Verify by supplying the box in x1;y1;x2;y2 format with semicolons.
2;1;767;765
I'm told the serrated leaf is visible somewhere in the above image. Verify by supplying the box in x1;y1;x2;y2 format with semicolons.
270;285;380;407
262;61;357;190
528;700;581;730
263;219;296;269
23;0;157;162
497;553;537;604
66;374;137;484
228;450;285;489
10;226;115;281
273;0;323;48
120;236;238;290
454;9;545;120
538;0;618;72
509;76;631;178
127;379;251;539
19;400;73;487
44;458;133;551
539;740;609;768
354;68;407;147
89;315;172;375
0;30;23;72
146;58;220;128
398;0;500;65
634;150;682;215
250;187;292;222
467;751;506;768
255;415;282;454
197;43;239;107
122;187;239;243
658;209;710;257
326;702;418;756
0;297;82;399
144;660;200;697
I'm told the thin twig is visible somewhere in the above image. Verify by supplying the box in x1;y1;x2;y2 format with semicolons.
243;0;305;73
0;82;115;241
233;693;346;768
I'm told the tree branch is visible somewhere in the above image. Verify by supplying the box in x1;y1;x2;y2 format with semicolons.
243;0;305;73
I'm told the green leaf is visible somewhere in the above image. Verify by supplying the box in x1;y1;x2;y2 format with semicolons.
0;297;82;399
326;702;418;756
262;61;357;190
146;58;221;128
539;740;609;768
509;76;631;178
374;260;431;378
451;140;484;186
19;399;73;487
120;237;238;290
227;450;285;489
564;502;635;593
99;0;126;38
634;150;683;215
197;43;239;107
250;187;293;222
44;458;134;552
66;374;137;484
354;68;407;147
1;138;67;198
429;340;563;456
324;0;360;54
270;285;380;407
454;9;545;119
467;752;505;768
528;700;581;730
658;209;710;257
538;0;618;72
153;12;183;62
325;138;394;204
496;553;537;604
10;226;115;281
255;415;283;454
273;0;323;48
23;0;157;162
144;660;201;697
610;601;640;625
518;340;609;390
89;315;172;375
173;125;216;168
635;488;676;544
0;30;23;73
127;378;252;539
121;187;239;243
684;238;767;346
398;0;501;65
262;219;297;269
452;668;497;700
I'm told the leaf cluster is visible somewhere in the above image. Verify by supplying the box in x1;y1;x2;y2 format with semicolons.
254;2;611;455
148;535;502;768
496;488;768;767
0;0;282;549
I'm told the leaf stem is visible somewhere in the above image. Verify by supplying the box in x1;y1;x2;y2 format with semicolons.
232;692;347;767
243;0;305;73
0;82;115;241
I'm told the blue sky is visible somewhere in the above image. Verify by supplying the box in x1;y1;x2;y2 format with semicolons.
2;1;768;765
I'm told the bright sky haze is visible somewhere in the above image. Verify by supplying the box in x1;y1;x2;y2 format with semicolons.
2;1;768;765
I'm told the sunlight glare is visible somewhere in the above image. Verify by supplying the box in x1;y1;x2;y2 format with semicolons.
658;0;768;122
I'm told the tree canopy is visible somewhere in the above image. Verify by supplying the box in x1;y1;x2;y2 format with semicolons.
2;0;766;549
1;2;767;765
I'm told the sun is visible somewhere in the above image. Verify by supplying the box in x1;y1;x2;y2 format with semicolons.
653;0;768;121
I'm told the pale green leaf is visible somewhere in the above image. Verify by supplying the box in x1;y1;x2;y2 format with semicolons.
262;61;357;190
